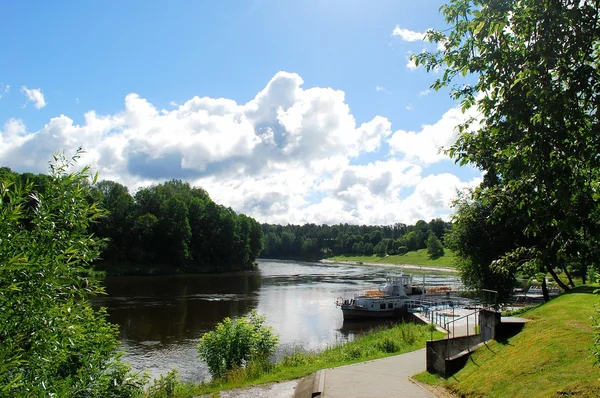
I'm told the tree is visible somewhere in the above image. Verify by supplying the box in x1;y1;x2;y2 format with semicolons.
197;311;278;378
414;0;600;296
426;232;445;259
363;242;374;256
0;150;143;396
374;241;388;257
446;192;520;301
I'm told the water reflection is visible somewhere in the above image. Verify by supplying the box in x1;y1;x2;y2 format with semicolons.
96;260;459;382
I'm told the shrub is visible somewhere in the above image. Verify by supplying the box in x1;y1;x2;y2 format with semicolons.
378;338;400;353
0;150;144;397
197;311;279;378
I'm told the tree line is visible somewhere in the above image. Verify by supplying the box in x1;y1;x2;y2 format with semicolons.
0;167;263;273
260;218;450;259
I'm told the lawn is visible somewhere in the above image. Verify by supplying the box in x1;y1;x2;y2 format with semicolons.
329;248;456;268
414;286;600;397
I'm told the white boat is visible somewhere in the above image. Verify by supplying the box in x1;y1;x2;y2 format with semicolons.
335;275;422;320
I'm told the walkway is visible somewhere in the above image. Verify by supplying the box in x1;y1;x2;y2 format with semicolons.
319;348;435;398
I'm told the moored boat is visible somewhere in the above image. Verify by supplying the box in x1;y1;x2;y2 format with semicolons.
335;274;422;321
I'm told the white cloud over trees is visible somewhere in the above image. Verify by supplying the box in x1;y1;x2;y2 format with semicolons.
0;72;480;225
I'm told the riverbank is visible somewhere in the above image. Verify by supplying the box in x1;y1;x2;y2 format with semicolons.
320;258;458;274
151;322;444;397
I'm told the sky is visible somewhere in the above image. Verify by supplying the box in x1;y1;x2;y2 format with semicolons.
0;0;482;226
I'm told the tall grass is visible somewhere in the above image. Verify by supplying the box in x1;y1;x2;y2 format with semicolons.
147;322;444;398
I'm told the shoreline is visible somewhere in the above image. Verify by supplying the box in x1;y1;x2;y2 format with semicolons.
319;258;459;273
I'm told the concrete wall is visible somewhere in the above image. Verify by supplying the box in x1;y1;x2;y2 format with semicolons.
426;309;502;377
480;308;501;341
426;334;482;376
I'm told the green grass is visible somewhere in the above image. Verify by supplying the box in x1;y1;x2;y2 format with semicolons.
152;322;445;397
329;249;456;268
418;286;600;398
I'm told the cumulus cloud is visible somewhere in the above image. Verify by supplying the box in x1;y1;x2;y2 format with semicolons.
392;25;446;51
388;104;479;165
391;26;425;42
0;72;478;225
21;86;46;109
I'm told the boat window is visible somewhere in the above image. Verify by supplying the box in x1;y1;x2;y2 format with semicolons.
388;303;393;309
380;303;386;310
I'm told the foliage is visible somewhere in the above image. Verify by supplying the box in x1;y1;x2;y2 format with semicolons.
261;218;450;259
0;150;144;397
426;232;445;259
146;369;179;398
445;192;520;301
197;311;279;379
90;179;263;273
414;0;600;295
1;167;264;274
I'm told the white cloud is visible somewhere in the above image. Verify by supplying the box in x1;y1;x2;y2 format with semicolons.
21;86;46;109
388;104;480;165
0;72;477;225
419;89;431;97
393;25;446;52
0;84;9;99
392;26;425;42
376;86;391;94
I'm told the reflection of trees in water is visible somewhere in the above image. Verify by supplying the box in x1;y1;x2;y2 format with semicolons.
95;272;262;343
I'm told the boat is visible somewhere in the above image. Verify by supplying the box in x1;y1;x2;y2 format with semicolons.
335;274;423;320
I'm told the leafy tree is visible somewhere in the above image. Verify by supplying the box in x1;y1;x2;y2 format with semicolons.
414;0;600;295
446;192;520;301
0;150;144;396
426;232;445;259
197;311;278;379
363;242;374;256
374;241;388;257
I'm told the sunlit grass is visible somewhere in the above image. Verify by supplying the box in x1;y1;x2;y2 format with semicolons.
417;286;600;398
329;249;456;268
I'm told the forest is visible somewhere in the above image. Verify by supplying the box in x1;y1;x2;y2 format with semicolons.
260;218;450;259
0;167;263;273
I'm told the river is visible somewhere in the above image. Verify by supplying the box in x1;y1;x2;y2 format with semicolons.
95;259;458;383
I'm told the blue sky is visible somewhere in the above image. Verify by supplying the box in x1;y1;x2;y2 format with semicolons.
0;0;481;225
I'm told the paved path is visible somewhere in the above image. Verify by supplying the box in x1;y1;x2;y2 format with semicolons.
321;348;435;398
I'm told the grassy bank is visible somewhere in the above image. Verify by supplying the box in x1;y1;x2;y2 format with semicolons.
414;286;600;397
329;249;456;268
154;322;444;397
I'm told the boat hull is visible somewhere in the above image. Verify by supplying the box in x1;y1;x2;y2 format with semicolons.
341;305;408;321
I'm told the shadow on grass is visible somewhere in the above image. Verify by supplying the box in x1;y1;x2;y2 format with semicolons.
569;285;598;295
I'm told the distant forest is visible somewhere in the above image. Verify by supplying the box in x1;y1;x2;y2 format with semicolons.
1;166;452;271
260;218;451;259
0;167;263;273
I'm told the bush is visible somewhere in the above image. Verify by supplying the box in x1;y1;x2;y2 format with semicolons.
197;311;279;379
397;246;408;255
377;338;400;353
0;150;144;397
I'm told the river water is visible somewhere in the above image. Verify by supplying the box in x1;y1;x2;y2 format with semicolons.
95;259;458;383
